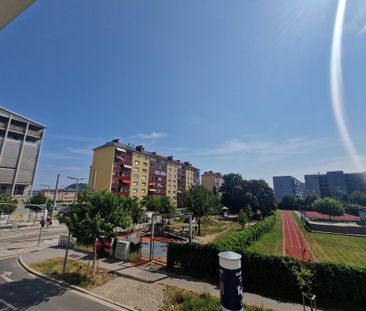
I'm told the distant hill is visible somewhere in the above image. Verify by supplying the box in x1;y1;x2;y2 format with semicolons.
64;183;88;191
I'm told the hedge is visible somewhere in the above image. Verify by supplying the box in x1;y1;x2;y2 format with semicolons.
167;216;366;310
214;213;276;252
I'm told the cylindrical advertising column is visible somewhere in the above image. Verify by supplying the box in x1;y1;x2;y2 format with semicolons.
219;251;243;311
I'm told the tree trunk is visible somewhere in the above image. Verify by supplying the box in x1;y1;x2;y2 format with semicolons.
92;240;97;278
198;217;201;236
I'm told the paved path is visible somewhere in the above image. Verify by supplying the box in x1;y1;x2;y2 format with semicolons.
282;211;315;262
0;256;128;311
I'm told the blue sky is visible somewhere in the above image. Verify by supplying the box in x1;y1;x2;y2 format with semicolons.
1;0;366;188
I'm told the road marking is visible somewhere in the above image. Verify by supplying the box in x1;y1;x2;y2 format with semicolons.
0;271;13;282
0;298;17;310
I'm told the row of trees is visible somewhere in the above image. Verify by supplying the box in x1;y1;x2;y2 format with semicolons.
220;173;277;216
279;190;366;218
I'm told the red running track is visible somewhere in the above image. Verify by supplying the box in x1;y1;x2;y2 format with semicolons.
282;211;315;262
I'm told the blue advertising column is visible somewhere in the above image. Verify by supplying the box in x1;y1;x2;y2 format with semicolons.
219;251;243;311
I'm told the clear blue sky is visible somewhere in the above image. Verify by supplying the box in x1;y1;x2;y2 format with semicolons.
1;0;366;188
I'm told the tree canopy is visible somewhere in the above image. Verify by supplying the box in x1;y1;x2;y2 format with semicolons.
0;194;17;215
278;194;297;210
311;197;345;219
141;196;176;215
220;173;277;216
348;191;366;207
23;193;51;213
181;185;220;235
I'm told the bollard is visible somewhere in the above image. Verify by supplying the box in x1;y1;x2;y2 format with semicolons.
219;251;243;311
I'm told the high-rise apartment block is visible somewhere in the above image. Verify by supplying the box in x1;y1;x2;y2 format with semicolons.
305;171;366;198
273;176;305;202
88;139;200;206
0;107;45;196
201;171;224;193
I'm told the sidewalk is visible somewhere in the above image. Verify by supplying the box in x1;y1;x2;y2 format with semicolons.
0;219;63;230
21;247;328;311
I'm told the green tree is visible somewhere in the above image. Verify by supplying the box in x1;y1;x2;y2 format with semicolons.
60;191;131;277
220;173;244;212
0;194;17;215
312;197;345;220
238;209;248;230
279;195;297;210
141;196;176;215
348;191;366;206
345;203;366;216
24;193;50;222
122;197;144;225
303;193;318;211
181;185;220;236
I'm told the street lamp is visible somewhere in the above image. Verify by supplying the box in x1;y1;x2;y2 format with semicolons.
67;176;86;194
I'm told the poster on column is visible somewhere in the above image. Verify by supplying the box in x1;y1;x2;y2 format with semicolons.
219;267;243;311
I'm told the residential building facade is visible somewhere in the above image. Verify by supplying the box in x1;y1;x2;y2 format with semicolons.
39;189;76;203
305;171;366;198
0;107;45;196
273;176;305;202
201;171;224;193
88;139;200;206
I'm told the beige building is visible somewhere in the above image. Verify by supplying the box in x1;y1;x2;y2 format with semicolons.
89;139;200;206
40;189;76;203
201;171;224;194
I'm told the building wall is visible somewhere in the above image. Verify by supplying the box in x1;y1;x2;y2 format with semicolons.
166;161;178;206
202;174;215;192
185;167;195;190
273;176;305;202
0;107;44;196
88;145;115;192
129;151;150;200
41;190;76;203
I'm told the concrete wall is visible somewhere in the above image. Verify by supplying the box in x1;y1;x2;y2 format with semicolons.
303;217;366;236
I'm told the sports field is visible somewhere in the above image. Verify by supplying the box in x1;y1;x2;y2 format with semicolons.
292;212;366;267
248;211;283;256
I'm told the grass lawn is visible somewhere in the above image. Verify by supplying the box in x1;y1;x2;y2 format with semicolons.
292;212;366;267
171;217;241;237
162;286;274;311
29;257;116;289
247;211;283;256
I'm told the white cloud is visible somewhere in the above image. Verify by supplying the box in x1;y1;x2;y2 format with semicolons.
68;147;93;156
135;132;168;140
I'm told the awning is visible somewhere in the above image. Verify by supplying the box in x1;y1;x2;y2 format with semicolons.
116;156;124;160
116;147;126;153
122;164;132;169
148;189;157;192
122;179;130;184
149;182;155;186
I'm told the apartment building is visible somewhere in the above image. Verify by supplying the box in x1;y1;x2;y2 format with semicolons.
201;171;224;193
305;171;366;198
273;176;305;202
39;189;76;203
0;107;45;196
88;139;200;206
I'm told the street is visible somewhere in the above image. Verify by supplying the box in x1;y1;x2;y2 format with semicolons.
0;225;67;259
0;256;128;310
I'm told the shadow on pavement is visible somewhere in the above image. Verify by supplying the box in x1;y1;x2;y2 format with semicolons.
0;277;66;310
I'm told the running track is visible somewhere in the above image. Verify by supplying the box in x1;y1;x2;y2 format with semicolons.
282;211;315;262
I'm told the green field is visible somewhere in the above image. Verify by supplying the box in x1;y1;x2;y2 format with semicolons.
247;211;283;256
292;211;366;267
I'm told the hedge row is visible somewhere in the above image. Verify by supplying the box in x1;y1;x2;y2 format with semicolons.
214;213;276;252
167;217;366;310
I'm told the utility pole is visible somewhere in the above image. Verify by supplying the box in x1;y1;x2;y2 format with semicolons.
37;199;48;246
51;174;60;219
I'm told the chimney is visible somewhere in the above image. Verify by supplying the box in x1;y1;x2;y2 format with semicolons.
136;145;144;152
113;138;120;143
167;156;173;161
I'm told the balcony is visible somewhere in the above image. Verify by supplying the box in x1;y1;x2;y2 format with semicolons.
27;129;42;138
9;124;25;134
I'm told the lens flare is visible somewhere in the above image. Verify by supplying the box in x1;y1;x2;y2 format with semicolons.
330;0;365;171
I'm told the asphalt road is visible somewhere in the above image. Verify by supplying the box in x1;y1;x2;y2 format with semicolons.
0;256;127;311
0;226;67;259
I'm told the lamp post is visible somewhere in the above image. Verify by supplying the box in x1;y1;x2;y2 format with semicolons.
67;176;86;201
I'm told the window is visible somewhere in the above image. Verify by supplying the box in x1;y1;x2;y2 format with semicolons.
142;175;147;180
144;156;149;160
135;160;140;165
143;168;147;173
141;189;146;193
169;174;171;178
134;167;139;172
133;174;139;179
133;181;138;186
132;189;138;193
142;182;146;186
143;162;148;167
